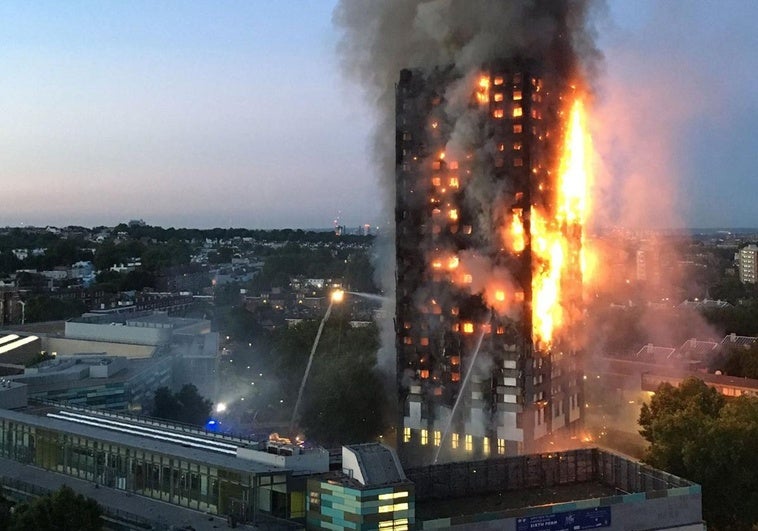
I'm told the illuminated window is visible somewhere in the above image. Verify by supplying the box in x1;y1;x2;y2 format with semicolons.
496;326;505;335
420;429;428;445
513;142;522;151
432;161;441;170
451;372;460;382
450;356;460;366
378;502;410;513
513;90;523;101
448;209;458;221
494;93;504;102
531;109;541;119
452;433;459;449
463;225;472;234
451;307;459;316
512;106;523;118
309;491;320;508
465;434;473;452
497;438;506;455
433;430;441;446
403;322;411;330
403;427;411;443
403;337;412;345
493;109;504;119
483;437;490;455
513;124;523;134
419;369;429;379
462;322;474;334
449;177;459;188
420;337;429;346
448;161;459;170
432;177;441;186
379;491;409;501
463;274;473;283
493;76;504;85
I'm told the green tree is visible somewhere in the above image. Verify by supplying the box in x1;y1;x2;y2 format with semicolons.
639;378;758;530
9;485;102;531
151;385;212;426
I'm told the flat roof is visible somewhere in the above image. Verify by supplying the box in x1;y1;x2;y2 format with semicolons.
0;407;283;476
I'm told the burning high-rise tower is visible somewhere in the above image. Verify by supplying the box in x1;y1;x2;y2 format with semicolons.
333;0;600;466
395;60;590;464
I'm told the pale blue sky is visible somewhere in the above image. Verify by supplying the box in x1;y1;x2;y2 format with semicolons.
0;1;755;229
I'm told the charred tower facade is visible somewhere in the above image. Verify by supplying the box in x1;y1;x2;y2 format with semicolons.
395;61;584;465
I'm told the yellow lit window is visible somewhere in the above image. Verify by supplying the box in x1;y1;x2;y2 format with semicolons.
483;437;490;455
379;491;409;501
419;369;429;379
463;274;473;284
449;177;459;188
403;427;411;443
452;433;459;449
498;438;506;455
512;106;523;118
494;93;504;102
493;109;504;119
465;434;473;452
433;430;441;446
421;429;428;445
493;76;504;85
432;177;441;186
513;90;522;101
448;161;459;170
513;142;522;151
462;322;474;334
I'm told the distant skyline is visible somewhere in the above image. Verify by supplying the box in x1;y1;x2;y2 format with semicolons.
1;1;756;229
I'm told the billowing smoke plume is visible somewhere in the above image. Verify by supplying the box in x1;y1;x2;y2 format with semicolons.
334;0;605;375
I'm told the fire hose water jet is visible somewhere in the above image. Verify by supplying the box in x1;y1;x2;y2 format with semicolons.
289;289;344;435
433;320;488;464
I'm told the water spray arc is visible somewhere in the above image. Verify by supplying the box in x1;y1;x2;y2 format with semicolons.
433;322;488;464
289;290;344;435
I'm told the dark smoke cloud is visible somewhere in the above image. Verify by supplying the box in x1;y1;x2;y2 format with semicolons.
333;0;605;375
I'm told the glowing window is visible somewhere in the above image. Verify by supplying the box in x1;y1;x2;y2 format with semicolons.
463;225;472;235
497;438;506;455
449;177;459;188
452;433;459;449
450;356;460;366
513;90;523;101
448;161;459;170
483;437;490;455
494;93;504;102
420;337;429;346
493;76;504;85
432;177;441;187
462;322;474;334
513;142;522;151
403;427;411;443
513;124;523;134
463;274;473;283
512;106;523;118
421;429;428;445
493;109;504;119
419;369;429;379
451;372;460;382
465;434;473;452
432;161;441;170
433;430;441;446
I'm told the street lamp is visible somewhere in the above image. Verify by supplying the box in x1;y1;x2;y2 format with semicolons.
289;289;344;435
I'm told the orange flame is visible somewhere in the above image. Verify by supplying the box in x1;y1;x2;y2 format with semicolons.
531;96;591;349
476;76;490;104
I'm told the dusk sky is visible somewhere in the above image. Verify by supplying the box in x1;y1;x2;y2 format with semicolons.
1;1;756;230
